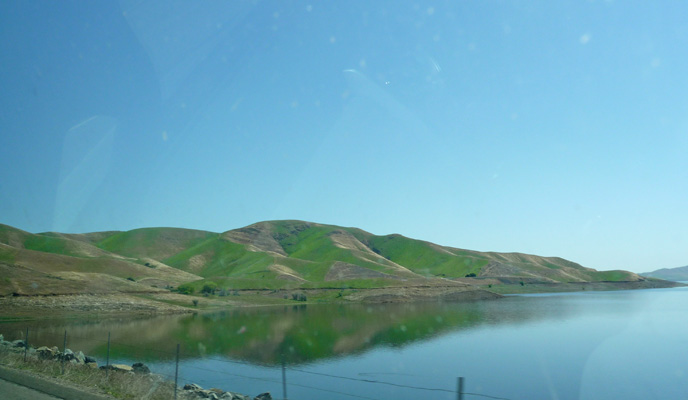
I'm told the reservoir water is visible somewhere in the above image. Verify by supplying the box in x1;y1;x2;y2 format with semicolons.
3;287;688;400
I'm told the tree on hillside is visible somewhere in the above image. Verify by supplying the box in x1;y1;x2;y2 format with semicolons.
201;282;218;294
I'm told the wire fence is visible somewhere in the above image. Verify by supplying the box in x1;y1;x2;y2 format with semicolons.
0;326;515;400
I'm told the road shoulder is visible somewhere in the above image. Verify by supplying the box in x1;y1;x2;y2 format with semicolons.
0;365;113;400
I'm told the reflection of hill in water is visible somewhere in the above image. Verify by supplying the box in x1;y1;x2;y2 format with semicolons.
1;297;579;365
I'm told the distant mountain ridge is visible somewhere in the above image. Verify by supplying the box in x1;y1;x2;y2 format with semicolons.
0;220;647;297
641;266;688;281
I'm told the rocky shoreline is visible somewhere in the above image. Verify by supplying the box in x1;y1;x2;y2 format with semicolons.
0;333;272;400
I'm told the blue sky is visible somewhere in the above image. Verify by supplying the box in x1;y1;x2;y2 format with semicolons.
1;1;686;273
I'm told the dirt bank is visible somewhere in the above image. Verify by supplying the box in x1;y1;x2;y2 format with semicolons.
0;293;195;319
480;279;686;294
343;286;502;302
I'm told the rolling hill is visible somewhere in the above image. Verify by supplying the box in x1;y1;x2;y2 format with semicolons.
641;266;688;281
0;220;654;299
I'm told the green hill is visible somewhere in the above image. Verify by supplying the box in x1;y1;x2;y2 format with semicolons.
96;227;217;260
0;220;654;298
0;224;203;296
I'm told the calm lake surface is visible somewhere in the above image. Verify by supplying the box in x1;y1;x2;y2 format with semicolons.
3;287;688;400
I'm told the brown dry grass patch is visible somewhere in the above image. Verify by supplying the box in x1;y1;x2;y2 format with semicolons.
0;348;177;399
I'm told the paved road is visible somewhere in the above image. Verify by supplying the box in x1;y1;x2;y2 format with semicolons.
0;377;62;399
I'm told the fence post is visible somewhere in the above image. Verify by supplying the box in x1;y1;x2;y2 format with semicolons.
174;343;180;400
61;330;67;374
23;327;28;362
106;332;111;378
281;355;288;400
457;376;465;400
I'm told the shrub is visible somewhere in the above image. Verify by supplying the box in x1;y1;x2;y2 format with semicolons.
519;281;525;286
465;273;477;277
292;293;307;302
192;299;199;307
126;277;135;282
201;282;217;294
177;284;194;295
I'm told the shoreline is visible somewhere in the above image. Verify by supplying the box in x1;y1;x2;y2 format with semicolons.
0;280;682;320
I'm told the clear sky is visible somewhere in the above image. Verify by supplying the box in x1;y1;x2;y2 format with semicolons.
1;1;686;273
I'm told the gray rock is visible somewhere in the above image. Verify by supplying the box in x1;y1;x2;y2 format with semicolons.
184;383;203;391
200;391;219;399
180;383;253;400
11;339;26;348
61;348;75;361
228;394;252;400
85;355;97;364
132;362;150;374
74;351;86;364
99;364;133;372
253;393;272;400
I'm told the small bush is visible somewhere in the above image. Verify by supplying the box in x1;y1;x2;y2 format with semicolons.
519;281;525;286
126;277;135;282
192;299;199;307
177;284;194;295
465;273;477;277
201;282;217;294
292;293;307;302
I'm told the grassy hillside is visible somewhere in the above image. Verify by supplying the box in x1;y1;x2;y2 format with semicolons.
0;224;203;297
96;227;216;260
0;220;648;297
